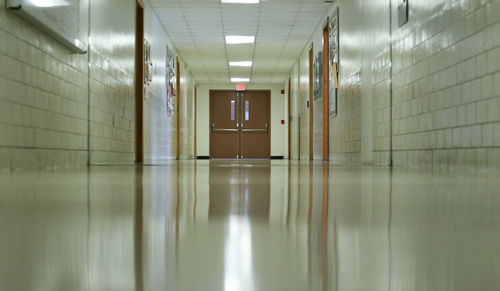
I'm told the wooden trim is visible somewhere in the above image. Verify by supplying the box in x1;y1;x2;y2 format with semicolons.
307;164;313;277
309;45;314;161
267;90;271;159
134;1;144;164
194;85;197;159
323;20;330;161
134;166;144;291
176;58;180;160
321;164;329;291
288;78;291;159
209;90;212;158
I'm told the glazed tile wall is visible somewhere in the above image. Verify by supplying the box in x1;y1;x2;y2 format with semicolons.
287;0;499;170
88;0;136;165
312;39;324;160
179;65;195;159
390;0;500;170
284;79;290;159
299;51;310;160
287;4;364;163
143;5;185;163
362;0;391;166
290;66;300;160
329;1;364;165
0;0;89;169
0;0;193;169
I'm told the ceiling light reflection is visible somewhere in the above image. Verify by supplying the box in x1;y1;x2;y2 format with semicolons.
224;215;254;291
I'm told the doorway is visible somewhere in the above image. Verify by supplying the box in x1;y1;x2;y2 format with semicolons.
209;90;271;159
322;20;330;161
308;46;314;161
135;1;144;163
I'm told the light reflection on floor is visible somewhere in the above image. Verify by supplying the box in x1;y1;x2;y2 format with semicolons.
0;160;499;291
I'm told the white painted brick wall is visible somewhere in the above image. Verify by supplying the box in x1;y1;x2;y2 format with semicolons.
0;2;88;169
0;0;192;169
392;0;500;170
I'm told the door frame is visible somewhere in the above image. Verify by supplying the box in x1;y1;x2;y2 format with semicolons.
308;45;314;161
176;57;180;160
288;78;291;159
194;85;197;159
134;0;144;164
209;89;271;159
322;20;330;161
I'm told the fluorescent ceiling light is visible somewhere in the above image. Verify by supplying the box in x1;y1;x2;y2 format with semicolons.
225;36;255;44
229;61;253;67
231;78;250;83
29;0;70;7
221;0;259;3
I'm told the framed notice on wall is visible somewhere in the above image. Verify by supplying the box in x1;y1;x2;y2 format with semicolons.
328;7;339;118
6;0;87;53
166;45;176;117
313;52;323;101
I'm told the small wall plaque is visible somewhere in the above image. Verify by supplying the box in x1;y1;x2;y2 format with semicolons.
398;0;409;27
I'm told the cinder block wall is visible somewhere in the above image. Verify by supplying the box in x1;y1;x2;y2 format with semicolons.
0;0;193;169
0;1;89;169
391;0;500;170
286;0;500;170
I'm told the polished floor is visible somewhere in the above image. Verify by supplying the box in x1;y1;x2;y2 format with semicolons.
0;161;499;291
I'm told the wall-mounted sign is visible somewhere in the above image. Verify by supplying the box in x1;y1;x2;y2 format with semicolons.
6;0;87;53
166;45;176;117
398;0;409;27
313;52;323;101
328;7;339;118
236;83;246;91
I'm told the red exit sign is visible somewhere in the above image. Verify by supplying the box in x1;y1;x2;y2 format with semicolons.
236;83;246;91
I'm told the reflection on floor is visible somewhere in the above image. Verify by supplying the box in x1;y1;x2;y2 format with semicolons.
0;160;499;291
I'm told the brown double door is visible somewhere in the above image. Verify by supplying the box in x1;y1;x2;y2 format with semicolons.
210;90;270;159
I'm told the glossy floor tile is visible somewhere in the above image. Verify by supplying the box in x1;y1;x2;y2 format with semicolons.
0;161;499;291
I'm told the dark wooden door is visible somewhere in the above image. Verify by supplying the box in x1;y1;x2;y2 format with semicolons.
210;90;270;159
210;91;238;158
240;90;270;159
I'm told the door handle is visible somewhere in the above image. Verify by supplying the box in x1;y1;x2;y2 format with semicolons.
212;123;238;132
242;123;268;132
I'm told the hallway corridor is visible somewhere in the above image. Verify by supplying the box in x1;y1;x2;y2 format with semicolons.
1;0;500;290
1;161;499;291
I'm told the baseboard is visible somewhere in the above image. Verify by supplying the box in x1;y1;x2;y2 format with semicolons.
270;156;284;160
197;156;210;160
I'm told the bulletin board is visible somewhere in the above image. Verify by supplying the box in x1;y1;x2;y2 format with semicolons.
313;52;323;101
6;0;87;53
166;45;176;117
328;7;339;118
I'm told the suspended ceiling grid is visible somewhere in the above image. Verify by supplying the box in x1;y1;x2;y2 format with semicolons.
149;0;332;84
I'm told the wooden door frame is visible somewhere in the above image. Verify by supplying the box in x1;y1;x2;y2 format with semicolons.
135;1;144;164
209;89;271;159
176;58;180;160
322;20;330;161
288;78;291;159
194;85;197;159
308;45;314;161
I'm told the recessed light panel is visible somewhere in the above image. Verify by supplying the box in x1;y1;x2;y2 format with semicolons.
231;78;250;83
29;0;70;7
225;36;255;44
221;0;259;3
229;61;253;67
